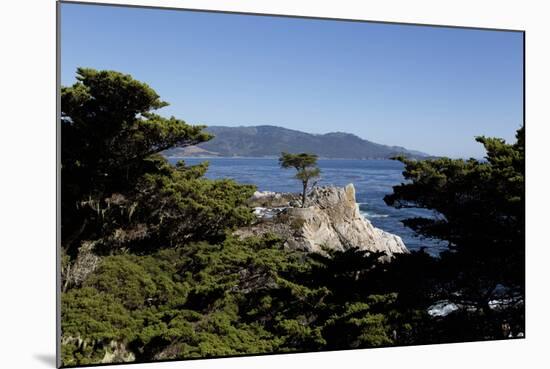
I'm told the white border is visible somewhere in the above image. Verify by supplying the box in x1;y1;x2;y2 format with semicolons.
1;1;548;368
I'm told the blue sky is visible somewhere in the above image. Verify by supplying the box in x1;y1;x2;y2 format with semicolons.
60;3;523;158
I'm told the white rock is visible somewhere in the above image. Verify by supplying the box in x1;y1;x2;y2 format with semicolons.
238;184;408;260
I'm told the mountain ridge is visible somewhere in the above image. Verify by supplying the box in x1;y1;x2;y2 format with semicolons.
164;125;430;159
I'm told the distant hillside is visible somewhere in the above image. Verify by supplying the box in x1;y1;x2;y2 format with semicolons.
164;125;429;159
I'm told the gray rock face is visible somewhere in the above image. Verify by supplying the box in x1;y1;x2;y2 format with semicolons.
236;184;408;259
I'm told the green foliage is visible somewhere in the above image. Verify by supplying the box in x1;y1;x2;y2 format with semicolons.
384;126;525;321
61;287;139;366
279;152;319;169
323;299;394;348
83;254;189;310
139;165;256;244
61;69;255;257
61;68;210;221
62;235;408;365
279;152;321;207
386;127;524;250
62;287;137;342
93;158;256;253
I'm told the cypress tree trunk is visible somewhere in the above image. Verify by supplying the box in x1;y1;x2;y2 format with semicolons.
301;180;307;208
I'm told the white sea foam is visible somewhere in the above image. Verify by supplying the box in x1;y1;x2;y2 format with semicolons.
361;211;389;219
428;301;459;317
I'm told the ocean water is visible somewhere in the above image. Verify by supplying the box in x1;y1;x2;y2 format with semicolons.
168;157;447;254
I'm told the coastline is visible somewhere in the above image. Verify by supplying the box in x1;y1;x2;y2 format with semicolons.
164;155;406;161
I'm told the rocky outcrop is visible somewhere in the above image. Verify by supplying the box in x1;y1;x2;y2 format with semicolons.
236;184;408;260
247;191;300;208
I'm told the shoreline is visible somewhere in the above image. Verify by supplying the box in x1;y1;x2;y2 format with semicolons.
165;155;405;161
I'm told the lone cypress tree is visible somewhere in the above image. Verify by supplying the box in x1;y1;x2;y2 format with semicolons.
279;152;321;207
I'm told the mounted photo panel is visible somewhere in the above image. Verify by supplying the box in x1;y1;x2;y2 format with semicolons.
57;1;525;367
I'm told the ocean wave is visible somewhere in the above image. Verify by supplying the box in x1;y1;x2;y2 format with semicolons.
361;211;389;219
